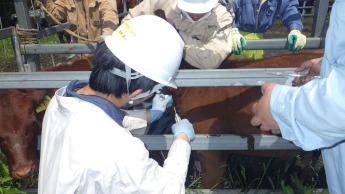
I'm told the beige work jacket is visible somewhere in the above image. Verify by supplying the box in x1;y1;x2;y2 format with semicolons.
42;0;118;43
122;0;233;69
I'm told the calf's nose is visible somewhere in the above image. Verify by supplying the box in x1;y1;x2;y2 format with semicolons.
11;164;37;179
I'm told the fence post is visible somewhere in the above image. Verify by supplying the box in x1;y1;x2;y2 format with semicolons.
14;0;40;72
311;0;329;37
10;26;25;72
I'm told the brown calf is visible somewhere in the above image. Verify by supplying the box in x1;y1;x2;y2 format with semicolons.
172;50;324;188
0;57;92;179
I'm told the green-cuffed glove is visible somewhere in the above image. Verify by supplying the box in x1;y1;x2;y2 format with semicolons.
231;28;246;55
288;30;306;52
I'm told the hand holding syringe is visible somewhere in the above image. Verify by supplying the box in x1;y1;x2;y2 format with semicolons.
267;71;320;78
173;107;181;122
267;70;320;86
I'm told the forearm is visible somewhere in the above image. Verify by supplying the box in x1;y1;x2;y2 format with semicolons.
280;0;303;32
162;139;191;193
121;0;154;24
41;0;67;24
179;31;231;69
99;0;119;35
271;67;345;150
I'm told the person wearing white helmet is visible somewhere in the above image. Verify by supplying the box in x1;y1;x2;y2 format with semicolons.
38;15;195;193
122;0;234;69
121;0;233;144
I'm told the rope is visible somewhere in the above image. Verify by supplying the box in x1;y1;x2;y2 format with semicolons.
16;24;39;44
34;0;97;43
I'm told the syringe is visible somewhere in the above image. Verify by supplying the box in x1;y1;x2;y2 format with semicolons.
267;71;320;78
173;107;181;122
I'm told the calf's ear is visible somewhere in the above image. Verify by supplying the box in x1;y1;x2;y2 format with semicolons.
25;89;50;105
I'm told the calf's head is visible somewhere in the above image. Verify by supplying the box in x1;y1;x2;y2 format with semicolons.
0;89;48;179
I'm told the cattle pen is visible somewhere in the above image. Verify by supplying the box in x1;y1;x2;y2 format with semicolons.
0;0;332;193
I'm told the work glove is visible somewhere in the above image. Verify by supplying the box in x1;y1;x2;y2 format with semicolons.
231;28;246;55
95;35;107;43
172;119;195;142
149;94;172;123
288;30;306;52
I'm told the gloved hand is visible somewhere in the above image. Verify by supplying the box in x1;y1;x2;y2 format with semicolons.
149;94;172;123
231;28;246;55
288;30;306;52
95;35;107;43
172;119;195;142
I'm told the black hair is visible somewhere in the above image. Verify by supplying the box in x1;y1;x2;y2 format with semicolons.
89;42;158;98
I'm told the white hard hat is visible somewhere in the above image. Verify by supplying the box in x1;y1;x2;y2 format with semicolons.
104;15;184;89
177;0;218;13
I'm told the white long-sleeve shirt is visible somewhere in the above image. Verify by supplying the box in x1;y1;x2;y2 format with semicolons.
270;1;345;193
38;81;191;193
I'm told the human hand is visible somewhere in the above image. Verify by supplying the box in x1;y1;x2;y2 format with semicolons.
149;94;172;123
95;35;107;43
288;30;306;52
152;94;172;111
293;58;321;86
231;28;246;55
251;83;280;134
172;119;195;142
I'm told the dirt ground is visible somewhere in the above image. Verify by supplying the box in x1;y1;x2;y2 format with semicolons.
0;23;319;72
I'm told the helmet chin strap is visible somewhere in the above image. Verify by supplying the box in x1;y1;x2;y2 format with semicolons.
181;10;211;23
109;66;163;106
109;65;142;104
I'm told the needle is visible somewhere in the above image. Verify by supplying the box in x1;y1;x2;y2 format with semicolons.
267;71;320;78
173;107;181;122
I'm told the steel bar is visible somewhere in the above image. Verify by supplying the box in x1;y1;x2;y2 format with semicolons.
20;188;326;193
14;0;40;71
0;68;298;89
0;27;24;71
0;27;13;40
37;22;71;39
21;43;97;54
312;0;329;37
244;37;325;50
11;26;25;72
36;134;300;151
19;38;325;55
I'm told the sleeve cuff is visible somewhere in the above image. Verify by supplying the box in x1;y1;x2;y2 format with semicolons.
122;109;148;135
270;85;299;142
289;25;303;33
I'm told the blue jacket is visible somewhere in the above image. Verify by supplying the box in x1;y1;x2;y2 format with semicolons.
229;0;303;33
270;1;345;193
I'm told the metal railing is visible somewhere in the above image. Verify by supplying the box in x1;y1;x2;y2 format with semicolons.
0;0;330;151
2;0;331;192
0;0;330;72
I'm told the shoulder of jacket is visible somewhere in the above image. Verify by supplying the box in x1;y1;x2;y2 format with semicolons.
213;3;232;17
157;0;177;9
212;3;233;26
59;0;74;4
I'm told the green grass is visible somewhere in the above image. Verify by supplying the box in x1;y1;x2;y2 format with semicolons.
186;153;328;192
0;38;14;59
0;152;28;194
0;34;62;59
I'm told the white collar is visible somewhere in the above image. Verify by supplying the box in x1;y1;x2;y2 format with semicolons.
181;10;212;23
